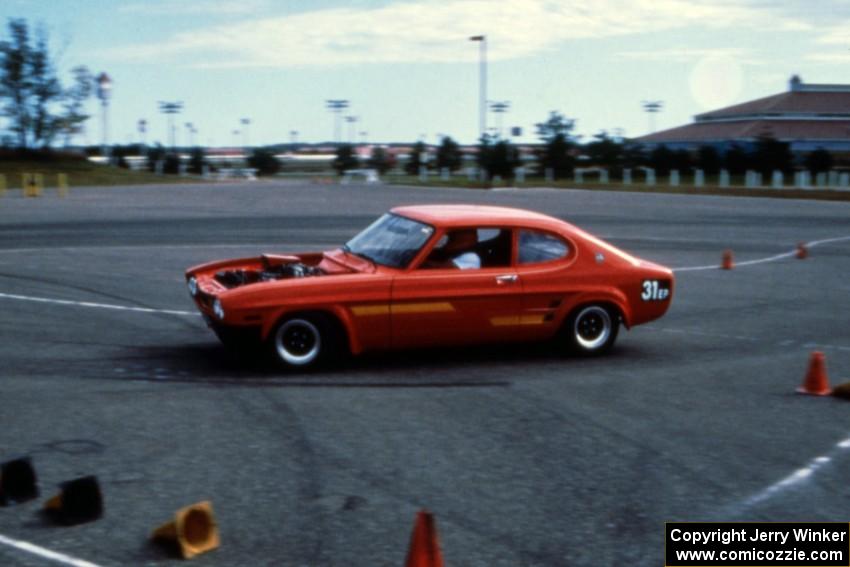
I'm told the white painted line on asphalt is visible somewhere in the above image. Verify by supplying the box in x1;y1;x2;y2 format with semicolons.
0;533;107;567
739;435;850;510
0;242;334;254
0;292;197;317
673;235;850;272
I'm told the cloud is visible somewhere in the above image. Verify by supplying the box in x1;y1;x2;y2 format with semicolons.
813;19;850;47
119;0;270;16
616;47;761;65
108;0;811;68
804;52;850;64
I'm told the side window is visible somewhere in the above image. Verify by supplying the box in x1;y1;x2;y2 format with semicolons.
519;230;569;264
421;227;512;269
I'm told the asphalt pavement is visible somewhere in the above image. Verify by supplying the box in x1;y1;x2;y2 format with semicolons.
0;180;849;566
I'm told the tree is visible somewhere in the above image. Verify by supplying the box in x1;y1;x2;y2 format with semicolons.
163;153;181;175
0;19;80;150
368;146;395;174
404;141;427;175
478;136;520;180
535;111;577;178
696;145;721;175
753;136;793;174
648;145;674;176
59;66;92;146
723;144;748;175
0;19;30;149
535;110;575;141
188;147;207;175
585;131;624;171
620;142;646;169
28;26;60;147
672;149;692;172
146;144;166;172
436;136;462;172
247;147;280;176
804;148;832;174
333;144;358;174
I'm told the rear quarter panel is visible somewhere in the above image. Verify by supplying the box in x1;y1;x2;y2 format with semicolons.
519;233;673;336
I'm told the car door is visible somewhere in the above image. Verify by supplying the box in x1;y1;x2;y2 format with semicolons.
513;228;577;341
390;227;524;349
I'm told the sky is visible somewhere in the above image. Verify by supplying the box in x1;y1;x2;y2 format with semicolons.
3;0;850;148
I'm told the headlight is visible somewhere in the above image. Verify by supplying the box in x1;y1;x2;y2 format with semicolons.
187;276;198;297
213;299;225;320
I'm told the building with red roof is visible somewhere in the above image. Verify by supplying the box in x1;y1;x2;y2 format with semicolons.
636;76;850;155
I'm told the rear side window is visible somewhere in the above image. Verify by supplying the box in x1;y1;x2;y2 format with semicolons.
518;230;569;264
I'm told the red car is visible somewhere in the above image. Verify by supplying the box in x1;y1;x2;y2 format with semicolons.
186;205;674;369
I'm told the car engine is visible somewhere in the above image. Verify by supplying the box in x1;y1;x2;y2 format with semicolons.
214;262;324;288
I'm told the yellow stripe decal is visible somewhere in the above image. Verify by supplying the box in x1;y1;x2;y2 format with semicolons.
351;305;390;316
392;302;455;314
351;302;456;316
490;314;547;327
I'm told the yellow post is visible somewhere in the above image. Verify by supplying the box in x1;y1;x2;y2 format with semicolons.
57;173;68;197
0;174;6;196
23;173;44;197
23;173;35;197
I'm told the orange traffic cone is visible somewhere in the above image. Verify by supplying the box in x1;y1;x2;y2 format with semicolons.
796;242;808;259
405;510;444;567
797;351;831;396
721;249;734;270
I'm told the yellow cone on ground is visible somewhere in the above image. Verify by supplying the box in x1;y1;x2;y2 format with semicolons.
151;501;220;559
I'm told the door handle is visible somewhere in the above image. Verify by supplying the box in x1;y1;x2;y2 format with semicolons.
495;274;518;284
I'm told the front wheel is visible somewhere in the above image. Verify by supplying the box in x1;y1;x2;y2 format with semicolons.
268;314;338;370
565;305;619;355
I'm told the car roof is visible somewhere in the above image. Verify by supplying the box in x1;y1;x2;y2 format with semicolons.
391;204;569;230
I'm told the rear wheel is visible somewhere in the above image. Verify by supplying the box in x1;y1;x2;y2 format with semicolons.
268;314;341;370
565;304;619;355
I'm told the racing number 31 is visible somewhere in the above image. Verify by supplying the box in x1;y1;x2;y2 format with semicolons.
641;280;669;301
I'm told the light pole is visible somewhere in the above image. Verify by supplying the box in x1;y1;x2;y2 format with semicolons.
137;119;147;146
96;72;112;161
469;35;486;141
642;100;664;134
158;101;183;149
325;99;349;145
185;122;195;148
489;100;510;139
240;118;251;148
345;115;358;144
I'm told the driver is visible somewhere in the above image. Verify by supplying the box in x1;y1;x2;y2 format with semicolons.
439;229;481;269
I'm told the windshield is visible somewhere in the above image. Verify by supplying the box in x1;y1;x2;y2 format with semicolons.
345;213;434;268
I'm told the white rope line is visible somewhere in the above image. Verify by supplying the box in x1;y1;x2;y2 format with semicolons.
673;235;850;272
